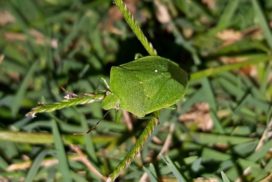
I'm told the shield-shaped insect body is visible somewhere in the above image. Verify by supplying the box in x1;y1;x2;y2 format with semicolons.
102;56;188;117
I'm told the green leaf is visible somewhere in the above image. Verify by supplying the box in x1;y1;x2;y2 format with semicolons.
143;163;157;182
25;150;54;182
215;0;240;31
190;54;270;81
161;156;186;182
251;0;272;48
221;171;231;182
11;61;38;117
51;120;72;182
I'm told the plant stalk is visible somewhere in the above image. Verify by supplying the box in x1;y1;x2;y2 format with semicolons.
26;93;105;118
107;115;159;181
114;0;157;56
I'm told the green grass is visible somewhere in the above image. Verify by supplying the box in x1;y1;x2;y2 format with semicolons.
0;0;272;181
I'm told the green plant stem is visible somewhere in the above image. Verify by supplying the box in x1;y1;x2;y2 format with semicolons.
51;120;72;182
0;131;114;144
114;0;157;56
26;93;105;118
0;129;255;146
108;114;159;181
190;54;271;81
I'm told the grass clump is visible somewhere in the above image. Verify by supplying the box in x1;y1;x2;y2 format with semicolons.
0;0;272;181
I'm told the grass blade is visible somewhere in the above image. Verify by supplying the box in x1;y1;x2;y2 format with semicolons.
221;171;231;182
51;120;72;182
0;131;114;145
251;0;272;48
143;164;157;182
191;54;270;81
215;0;240;31
11;61;38;117
25;150;53;182
161;156;186;182
188;132;255;145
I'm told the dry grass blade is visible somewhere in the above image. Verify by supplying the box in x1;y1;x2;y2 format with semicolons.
70;145;107;181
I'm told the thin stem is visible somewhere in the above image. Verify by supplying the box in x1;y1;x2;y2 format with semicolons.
70;145;107;181
0;131;115;145
26;93;105;118
107;115;159;181
114;0;157;56
190;54;271;81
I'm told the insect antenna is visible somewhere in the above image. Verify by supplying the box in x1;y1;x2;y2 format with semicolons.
86;111;110;134
100;77;110;90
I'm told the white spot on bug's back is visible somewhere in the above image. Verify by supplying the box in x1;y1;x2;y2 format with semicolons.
155;69;158;73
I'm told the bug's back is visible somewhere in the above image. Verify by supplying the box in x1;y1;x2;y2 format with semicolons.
110;56;188;117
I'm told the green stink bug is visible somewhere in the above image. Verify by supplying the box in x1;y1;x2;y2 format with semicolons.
102;56;188;117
